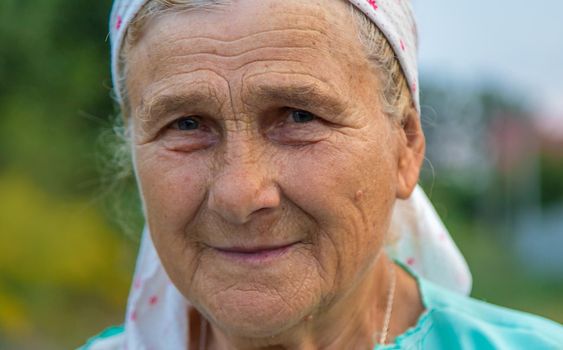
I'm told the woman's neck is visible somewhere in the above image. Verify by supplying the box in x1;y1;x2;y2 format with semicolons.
200;255;424;350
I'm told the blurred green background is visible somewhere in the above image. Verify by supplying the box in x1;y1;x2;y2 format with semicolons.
1;1;562;349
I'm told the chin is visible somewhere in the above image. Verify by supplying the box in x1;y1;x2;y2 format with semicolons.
185;247;322;338
203;288;312;338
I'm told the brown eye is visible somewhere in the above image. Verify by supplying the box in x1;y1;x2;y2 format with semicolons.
290;110;316;123
175;117;200;130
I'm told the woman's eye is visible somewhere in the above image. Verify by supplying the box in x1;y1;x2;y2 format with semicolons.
173;117;200;131
290;110;316;123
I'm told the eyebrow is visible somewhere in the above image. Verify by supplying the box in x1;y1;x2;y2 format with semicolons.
249;82;348;116
137;89;220;128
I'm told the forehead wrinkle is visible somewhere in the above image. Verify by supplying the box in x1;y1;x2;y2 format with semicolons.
140;32;330;86
161;27;328;51
128;64;226;108
151;56;307;92
229;58;308;73
159;50;312;73
132;3;359;94
139;68;229;101
140;75;220;112
139;7;335;63
150;27;332;73
147;2;331;43
162;44;313;61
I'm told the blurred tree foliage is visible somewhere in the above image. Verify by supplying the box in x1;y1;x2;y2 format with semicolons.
0;1;140;349
0;0;114;195
418;77;563;326
540;154;563;206
0;172;133;348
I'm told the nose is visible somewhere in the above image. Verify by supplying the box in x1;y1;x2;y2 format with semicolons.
208;148;280;225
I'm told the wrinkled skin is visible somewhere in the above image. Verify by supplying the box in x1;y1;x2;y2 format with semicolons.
127;0;425;348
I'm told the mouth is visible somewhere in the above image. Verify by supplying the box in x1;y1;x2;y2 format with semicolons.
210;242;301;264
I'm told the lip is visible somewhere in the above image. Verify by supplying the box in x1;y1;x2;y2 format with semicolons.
210;241;301;264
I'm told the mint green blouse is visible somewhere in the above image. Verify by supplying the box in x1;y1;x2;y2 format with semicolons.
81;267;563;349
374;270;563;349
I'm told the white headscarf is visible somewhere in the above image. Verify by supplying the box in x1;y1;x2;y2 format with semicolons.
108;1;472;348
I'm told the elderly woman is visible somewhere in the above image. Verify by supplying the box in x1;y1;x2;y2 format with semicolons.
82;0;563;349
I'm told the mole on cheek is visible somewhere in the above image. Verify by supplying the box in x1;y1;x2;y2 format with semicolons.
355;190;364;201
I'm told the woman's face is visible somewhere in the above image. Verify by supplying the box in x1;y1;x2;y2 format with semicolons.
127;0;421;338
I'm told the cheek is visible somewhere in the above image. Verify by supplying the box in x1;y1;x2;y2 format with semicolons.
134;146;216;298
134;145;209;247
278;135;397;287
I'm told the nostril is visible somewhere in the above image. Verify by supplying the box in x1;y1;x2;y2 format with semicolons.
247;206;276;222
